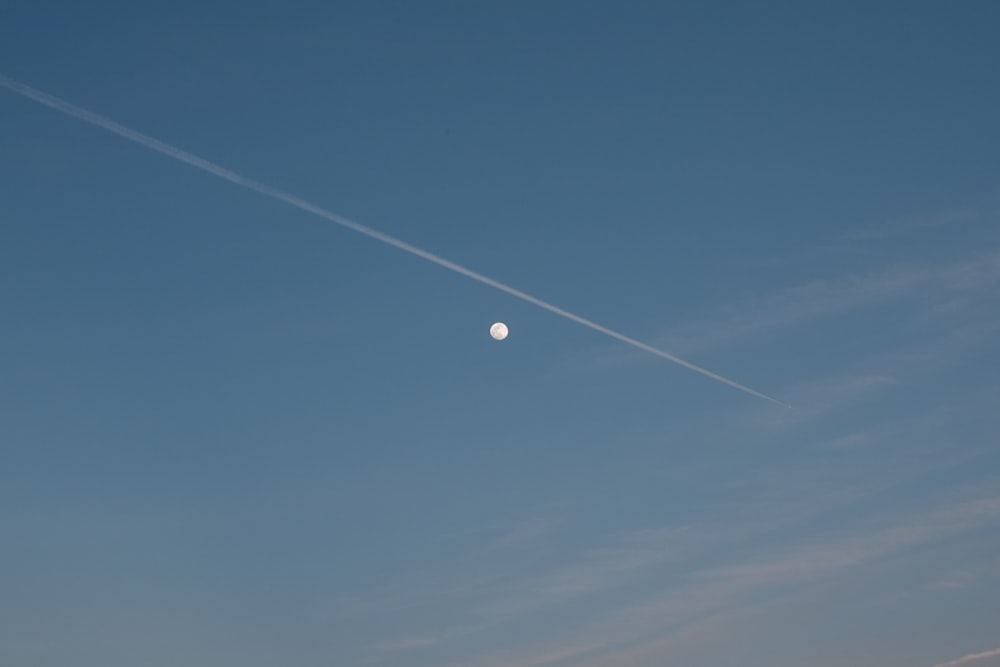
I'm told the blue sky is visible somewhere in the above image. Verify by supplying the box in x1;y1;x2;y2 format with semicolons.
2;2;999;666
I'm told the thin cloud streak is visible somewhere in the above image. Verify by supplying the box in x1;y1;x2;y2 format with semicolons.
931;648;1000;667
751;373;897;429
589;251;1000;368
0;73;786;407
843;207;979;241
483;515;561;552
443;485;1000;667
927;558;1000;591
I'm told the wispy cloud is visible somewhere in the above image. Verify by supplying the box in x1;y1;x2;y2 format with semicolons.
437;484;1000;667
475;529;689;617
751;373;897;428
329;383;1000;667
697;493;1000;588
927;558;1000;591
656;269;926;356
695;253;998;353
371;636;440;652
589;251;1000;370
483;497;872;617
363;624;493;665
482;515;561;552
843;207;980;242
819;431;879;449
931;648;1000;667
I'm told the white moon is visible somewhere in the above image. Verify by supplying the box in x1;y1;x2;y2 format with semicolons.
489;322;509;341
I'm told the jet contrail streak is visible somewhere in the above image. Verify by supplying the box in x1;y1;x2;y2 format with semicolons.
1;74;788;407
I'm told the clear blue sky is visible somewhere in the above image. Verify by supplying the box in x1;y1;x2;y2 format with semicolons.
2;3;999;666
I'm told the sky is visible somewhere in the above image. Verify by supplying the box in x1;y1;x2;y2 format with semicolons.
1;2;999;666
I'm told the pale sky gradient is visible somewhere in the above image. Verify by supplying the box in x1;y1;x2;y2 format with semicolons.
2;3;999;666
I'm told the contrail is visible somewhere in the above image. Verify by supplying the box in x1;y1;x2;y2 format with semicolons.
1;74;788;407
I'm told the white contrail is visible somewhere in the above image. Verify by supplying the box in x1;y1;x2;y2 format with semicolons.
0;73;788;407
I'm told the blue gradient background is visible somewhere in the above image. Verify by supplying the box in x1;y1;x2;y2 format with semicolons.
2;3;1000;666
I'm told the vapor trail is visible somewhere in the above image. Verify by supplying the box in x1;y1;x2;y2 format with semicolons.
1;74;787;406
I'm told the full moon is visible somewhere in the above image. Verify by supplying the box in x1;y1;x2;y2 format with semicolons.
489;322;509;341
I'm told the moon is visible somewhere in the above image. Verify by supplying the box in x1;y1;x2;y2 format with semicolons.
489;322;509;341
